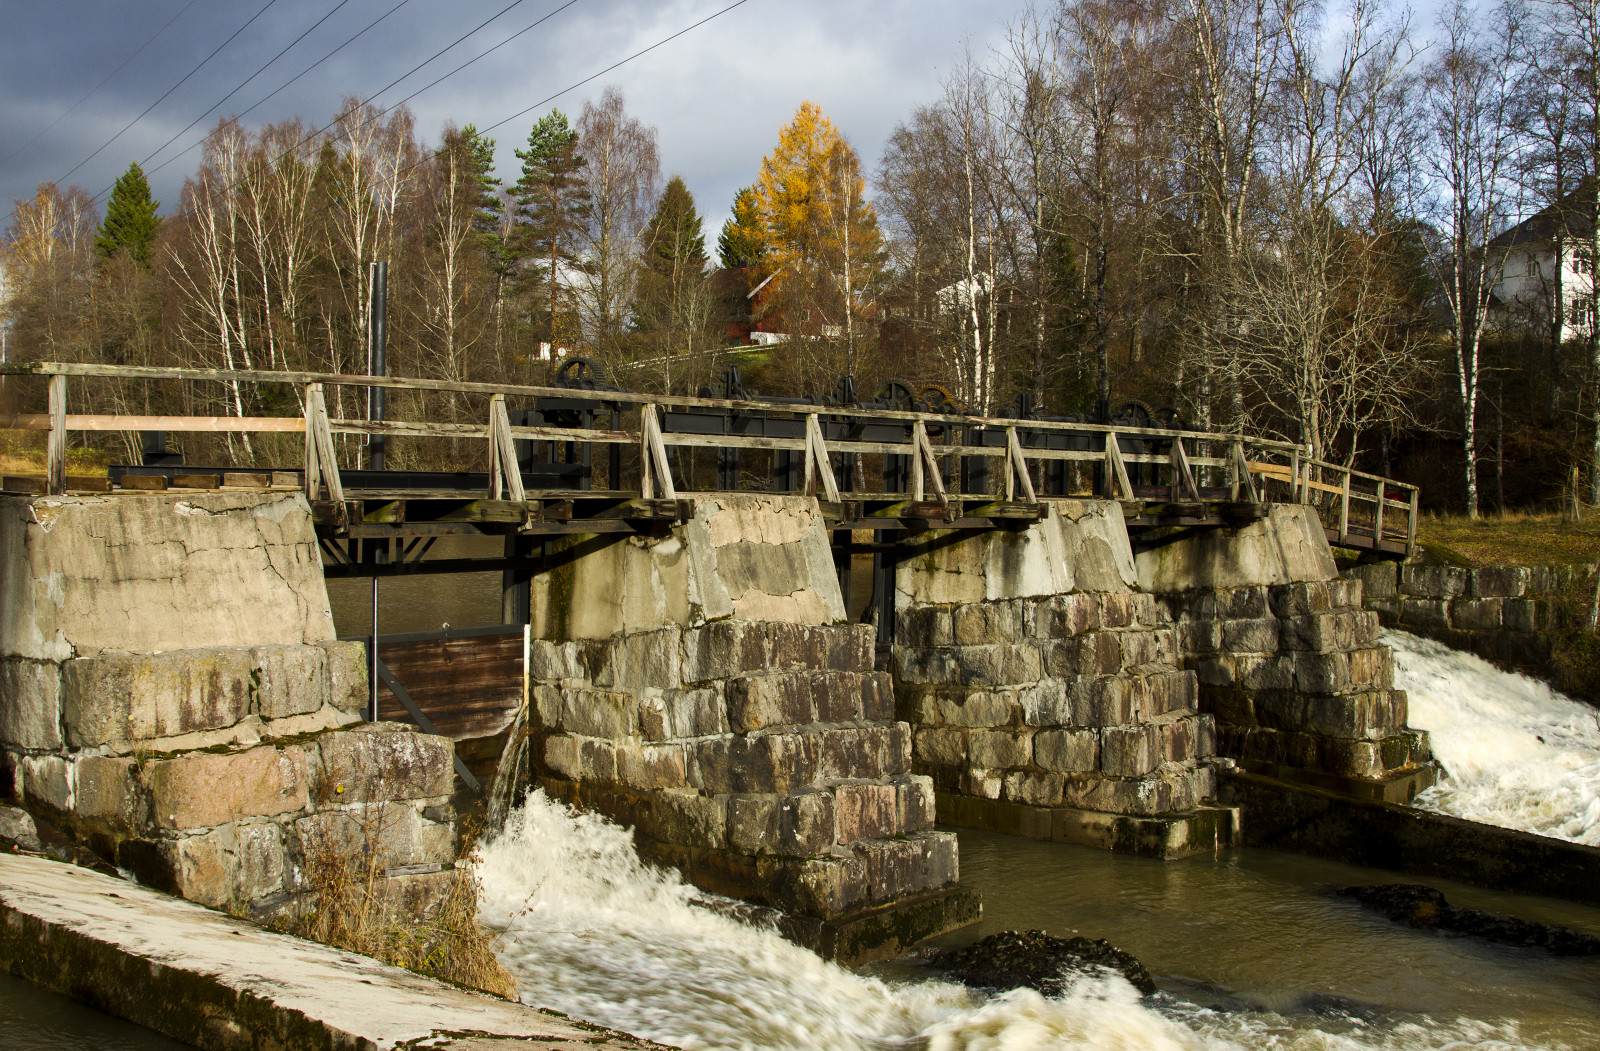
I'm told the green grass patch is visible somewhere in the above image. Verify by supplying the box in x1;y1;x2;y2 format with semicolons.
1417;511;1600;568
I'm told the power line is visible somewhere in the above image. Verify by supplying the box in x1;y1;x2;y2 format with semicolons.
134;0;357;180
384;0;583;119
118;0;577;228
140;0;416;182
0;0;201;169
54;0;283;188
481;0;754;138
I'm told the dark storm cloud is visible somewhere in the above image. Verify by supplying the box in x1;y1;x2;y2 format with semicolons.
2;0;1030;232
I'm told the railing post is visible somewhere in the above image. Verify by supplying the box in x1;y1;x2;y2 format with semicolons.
303;383;320;501
488;394;526;502
1407;489;1419;559
1005;426;1036;504
1339;469;1351;544
1103;433;1132;500
302;382;344;509
1374;481;1386;545
911;421;926;502
640;403;676;501
1289;448;1301;502
46;372;67;495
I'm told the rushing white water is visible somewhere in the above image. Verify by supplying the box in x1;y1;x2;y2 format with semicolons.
476;793;1555;1051
1385;630;1600;845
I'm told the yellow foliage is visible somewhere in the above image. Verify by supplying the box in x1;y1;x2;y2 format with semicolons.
750;101;883;303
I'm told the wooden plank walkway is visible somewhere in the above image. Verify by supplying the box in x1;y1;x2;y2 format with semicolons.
0;360;1419;559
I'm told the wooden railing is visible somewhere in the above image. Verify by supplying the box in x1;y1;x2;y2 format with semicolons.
0;361;1419;556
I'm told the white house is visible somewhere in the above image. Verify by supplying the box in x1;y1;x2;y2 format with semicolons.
1489;187;1596;341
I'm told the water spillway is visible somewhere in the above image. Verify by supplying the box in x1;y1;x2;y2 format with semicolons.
475;794;1594;1051
1385;630;1600;845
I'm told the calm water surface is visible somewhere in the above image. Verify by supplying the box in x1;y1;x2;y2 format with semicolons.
0;971;191;1050
894;828;1600;1048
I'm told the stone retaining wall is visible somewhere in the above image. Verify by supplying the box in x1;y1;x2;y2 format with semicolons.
1345;562;1595;686
0;493;459;920
523;496;968;959
1138;506;1435;801
892;501;1234;859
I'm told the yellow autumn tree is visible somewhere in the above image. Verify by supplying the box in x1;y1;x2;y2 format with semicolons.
750;101;884;384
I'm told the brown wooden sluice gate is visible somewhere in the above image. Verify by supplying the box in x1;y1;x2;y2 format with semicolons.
346;624;527;806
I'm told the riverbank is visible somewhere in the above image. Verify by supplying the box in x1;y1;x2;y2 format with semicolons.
0;849;667;1050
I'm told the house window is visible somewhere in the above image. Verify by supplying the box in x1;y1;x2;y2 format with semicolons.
1575;250;1594;275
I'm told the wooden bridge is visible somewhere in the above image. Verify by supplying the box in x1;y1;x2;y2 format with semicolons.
0;360;1419;568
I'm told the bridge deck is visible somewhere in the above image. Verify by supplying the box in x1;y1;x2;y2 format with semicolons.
0;360;1418;561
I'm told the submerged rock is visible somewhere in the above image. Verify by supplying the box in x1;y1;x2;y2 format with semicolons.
1339;884;1600;956
926;928;1157;996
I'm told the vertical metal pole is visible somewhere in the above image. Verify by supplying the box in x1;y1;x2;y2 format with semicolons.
369;575;380;722
367;261;388;472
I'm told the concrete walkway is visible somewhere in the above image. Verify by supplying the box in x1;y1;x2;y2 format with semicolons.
0;851;668;1050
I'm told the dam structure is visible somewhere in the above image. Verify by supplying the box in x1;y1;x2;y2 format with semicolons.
0;359;1432;962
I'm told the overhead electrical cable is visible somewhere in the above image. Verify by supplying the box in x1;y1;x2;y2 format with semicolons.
118;0;576;228
480;0;754;137
0;0;200;168
381;0;583;118
140;0;416;181
133;0;356;180
52;0;282;187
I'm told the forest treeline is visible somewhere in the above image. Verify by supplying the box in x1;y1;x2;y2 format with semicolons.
4;0;1600;514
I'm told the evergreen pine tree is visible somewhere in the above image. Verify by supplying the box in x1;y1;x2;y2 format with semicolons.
716;186;764;269
95;161;160;263
634;176;709;338
440;123;502;252
513;109;589;346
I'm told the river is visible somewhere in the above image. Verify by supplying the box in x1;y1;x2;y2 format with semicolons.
15;576;1600;1049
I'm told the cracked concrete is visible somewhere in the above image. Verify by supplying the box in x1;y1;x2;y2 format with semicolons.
1135;504;1338;593
531;495;846;639
1;493;336;661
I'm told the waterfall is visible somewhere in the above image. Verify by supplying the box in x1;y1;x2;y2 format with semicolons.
474;793;1547;1051
1386;630;1600;845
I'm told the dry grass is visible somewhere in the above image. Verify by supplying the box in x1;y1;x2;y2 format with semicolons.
280;811;518;1001
0;440;110;478
1416;509;1600;568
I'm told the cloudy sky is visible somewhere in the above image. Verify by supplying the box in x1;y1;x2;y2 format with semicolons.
1;0;1035;241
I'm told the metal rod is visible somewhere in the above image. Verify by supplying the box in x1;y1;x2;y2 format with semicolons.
368;261;388;472
369;575;379;722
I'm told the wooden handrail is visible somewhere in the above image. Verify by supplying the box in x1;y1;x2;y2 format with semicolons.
1;361;1420;554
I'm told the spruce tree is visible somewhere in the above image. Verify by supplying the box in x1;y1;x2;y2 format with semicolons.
513;109;589;346
716;185;763;269
440;123;502;248
635;176;708;337
95;161;160;263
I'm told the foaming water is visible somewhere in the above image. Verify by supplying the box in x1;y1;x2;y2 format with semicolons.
476;794;1559;1051
1385;630;1600;844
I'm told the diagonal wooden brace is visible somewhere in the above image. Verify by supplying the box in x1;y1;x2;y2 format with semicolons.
804;414;840;503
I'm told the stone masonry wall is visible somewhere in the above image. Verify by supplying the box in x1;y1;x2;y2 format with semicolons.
1162;578;1429;789
1139;506;1433;798
890;501;1228;857
1346;562;1584;679
524;496;957;925
0;493;459;920
894;591;1216;817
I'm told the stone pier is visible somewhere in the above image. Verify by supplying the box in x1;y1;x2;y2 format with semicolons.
1138;505;1436;802
522;495;975;963
891;500;1238;859
0;492;458;919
